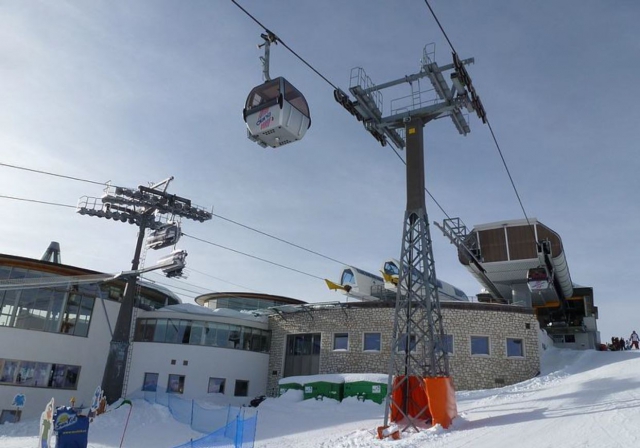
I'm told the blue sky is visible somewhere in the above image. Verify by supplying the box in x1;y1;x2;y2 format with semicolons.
1;1;638;341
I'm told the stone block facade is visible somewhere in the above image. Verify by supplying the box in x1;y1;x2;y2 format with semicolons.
267;302;540;395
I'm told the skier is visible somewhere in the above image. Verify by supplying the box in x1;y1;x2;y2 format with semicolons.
630;331;639;349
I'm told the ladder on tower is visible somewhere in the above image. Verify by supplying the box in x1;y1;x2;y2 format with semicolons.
121;234;148;397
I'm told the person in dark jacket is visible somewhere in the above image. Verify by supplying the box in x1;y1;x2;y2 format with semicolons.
630;331;640;349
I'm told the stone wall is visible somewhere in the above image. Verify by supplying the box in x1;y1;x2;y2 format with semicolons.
267;302;540;394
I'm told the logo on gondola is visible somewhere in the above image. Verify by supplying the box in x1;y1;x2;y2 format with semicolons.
256;108;273;130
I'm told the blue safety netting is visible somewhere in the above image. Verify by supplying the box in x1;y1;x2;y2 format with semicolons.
172;410;258;448
128;389;256;447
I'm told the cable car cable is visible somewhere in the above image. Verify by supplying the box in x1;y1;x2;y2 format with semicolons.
182;233;326;281
423;0;535;239
212;213;350;266
185;268;262;293
0;192;340;283
230;0;339;91
232;0;468;227
149;271;213;293
0;194;76;209
144;275;207;296
1;162;355;266
0;162;107;186
423;0;457;54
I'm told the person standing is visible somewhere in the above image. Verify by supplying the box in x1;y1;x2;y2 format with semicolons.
630;331;640;349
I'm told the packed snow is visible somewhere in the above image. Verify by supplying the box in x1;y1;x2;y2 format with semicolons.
2;347;639;447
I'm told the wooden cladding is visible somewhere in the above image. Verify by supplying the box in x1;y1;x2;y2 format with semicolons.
507;225;537;260
473;222;563;263
478;228;508;262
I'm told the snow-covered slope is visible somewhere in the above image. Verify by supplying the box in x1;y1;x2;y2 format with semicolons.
2;348;639;447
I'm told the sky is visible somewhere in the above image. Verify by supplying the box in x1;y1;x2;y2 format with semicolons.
3;346;640;447
1;1;639;342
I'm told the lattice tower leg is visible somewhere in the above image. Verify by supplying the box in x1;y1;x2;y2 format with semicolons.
383;209;450;431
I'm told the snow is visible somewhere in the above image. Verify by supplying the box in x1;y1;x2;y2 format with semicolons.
280;373;388;385
3;347;640;447
156;303;268;323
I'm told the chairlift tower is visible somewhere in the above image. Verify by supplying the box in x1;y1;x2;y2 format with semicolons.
336;45;486;432
77;176;212;403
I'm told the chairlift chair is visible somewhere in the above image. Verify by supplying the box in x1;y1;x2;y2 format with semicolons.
146;222;181;250
158;249;188;278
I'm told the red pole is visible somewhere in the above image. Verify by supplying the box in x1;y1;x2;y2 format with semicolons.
119;405;133;448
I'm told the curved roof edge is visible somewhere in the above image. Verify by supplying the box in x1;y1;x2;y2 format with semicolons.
195;291;307;307
0;253;181;305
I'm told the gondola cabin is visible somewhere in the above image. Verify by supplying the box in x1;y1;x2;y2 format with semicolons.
527;267;551;292
243;77;311;148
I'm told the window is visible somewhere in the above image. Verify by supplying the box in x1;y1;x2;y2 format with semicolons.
507;338;524;357
167;374;185;394
142;373;159;392
363;333;381;352
471;336;490;356
287;334;321;356
340;269;355;285
397;334;417;353
228;325;241;349
0;359;81;390
234;380;249;397
189;322;205;345
333;333;349;351
0;410;21;424
132;319;271;353
154;319;168;342
51;364;79;389
443;334;454;354
208;377;226;394
216;324;230;348
551;334;576;344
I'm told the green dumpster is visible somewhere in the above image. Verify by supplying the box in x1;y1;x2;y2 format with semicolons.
278;381;303;396
343;381;387;404
303;381;344;402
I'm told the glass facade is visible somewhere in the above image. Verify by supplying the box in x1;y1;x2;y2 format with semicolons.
0;358;80;390
0;267;95;337
134;318;271;353
0;263;178;337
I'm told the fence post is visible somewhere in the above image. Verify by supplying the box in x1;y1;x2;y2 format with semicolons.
234;413;244;448
190;399;195;428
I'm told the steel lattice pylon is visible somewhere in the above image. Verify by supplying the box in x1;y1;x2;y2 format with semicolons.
383;118;451;432
338;50;480;433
